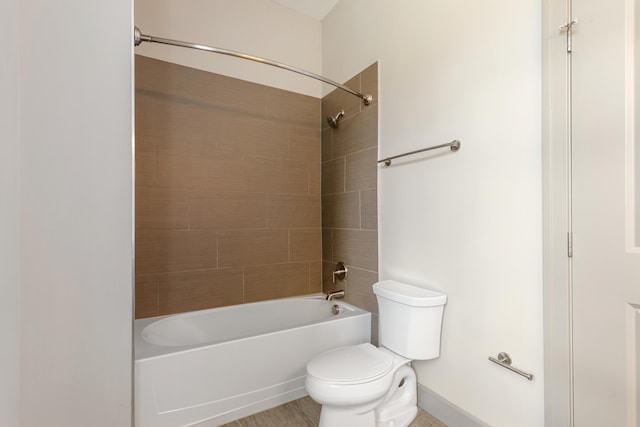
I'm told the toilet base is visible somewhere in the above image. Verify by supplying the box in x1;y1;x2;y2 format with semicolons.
376;405;417;427
316;364;419;427
319;406;375;427
376;364;418;427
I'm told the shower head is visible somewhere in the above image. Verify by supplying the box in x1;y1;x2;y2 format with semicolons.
327;110;345;129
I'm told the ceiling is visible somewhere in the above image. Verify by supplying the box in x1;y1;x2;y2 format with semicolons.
269;0;339;20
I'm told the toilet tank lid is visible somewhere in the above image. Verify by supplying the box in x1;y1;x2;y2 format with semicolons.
373;280;447;307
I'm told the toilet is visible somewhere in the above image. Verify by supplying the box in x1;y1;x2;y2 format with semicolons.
305;280;447;427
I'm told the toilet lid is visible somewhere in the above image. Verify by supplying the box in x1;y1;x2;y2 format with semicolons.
307;343;394;384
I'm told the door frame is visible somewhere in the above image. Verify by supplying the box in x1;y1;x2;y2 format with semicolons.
542;0;574;425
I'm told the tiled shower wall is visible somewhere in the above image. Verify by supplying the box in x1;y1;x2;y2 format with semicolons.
134;55;322;318
321;63;380;339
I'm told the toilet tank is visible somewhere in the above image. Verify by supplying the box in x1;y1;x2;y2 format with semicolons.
373;280;447;360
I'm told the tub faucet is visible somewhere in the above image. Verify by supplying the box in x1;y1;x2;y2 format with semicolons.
326;290;345;301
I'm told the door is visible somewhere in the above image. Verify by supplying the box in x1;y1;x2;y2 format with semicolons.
571;0;640;424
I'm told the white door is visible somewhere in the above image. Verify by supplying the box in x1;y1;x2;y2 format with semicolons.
571;0;640;424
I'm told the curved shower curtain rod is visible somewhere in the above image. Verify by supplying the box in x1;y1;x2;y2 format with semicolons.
133;27;373;105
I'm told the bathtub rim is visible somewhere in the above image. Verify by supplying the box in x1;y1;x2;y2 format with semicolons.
134;293;370;361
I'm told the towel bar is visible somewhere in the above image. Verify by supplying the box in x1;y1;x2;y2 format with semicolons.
377;140;460;166
488;352;533;381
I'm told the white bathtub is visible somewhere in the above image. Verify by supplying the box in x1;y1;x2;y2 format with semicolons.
134;294;371;427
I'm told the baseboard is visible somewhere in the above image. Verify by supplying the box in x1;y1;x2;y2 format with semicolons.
417;384;489;427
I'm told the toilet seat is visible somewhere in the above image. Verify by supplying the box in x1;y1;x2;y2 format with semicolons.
305;344;398;408
306;343;394;384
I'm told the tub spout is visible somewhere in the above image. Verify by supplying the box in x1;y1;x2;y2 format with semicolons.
326;290;345;301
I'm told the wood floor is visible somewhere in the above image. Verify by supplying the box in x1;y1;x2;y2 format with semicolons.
221;396;447;427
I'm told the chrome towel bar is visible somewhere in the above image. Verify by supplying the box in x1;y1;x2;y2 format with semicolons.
488;352;533;381
377;140;460;166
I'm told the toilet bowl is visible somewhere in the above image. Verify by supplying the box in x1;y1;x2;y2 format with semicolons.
305;280;447;427
306;344;415;427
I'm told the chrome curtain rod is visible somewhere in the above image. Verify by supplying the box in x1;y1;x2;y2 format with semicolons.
133;27;373;105
377;140;461;166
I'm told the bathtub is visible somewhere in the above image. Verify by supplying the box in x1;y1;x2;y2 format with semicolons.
134;294;371;427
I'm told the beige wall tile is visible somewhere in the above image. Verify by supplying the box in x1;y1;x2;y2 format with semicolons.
309;261;322;293
135;93;162;139
245;156;309;194
346;147;377;191
136;55;265;117
216;114;288;159
290;228;322;262
268;194;321;228
344;266;379;314
266;88;319;128
321;158;345;195
135;55;195;101
218;229;289;267
187;66;266;117
321;128;332;162
308;160;321;195
320;63;379;323
360;189;378;230
135;275;159;319
136;186;188;229
332;229;378;271
321;75;361;123
245;262;310;302
136;57;325;314
135;136;157;187
333;104;378;158
135;229;217;274
157;147;244;191
189;191;267;230
322;228;333;262
135;93;220;147
321;192;360;229
289;127;321;161
158;268;244;315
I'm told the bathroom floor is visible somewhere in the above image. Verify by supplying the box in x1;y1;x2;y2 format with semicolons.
221;396;447;427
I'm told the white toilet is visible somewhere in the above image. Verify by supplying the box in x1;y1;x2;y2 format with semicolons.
305;280;447;427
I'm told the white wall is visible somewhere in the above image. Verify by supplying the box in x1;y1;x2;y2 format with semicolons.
19;0;133;426
134;0;322;98
0;0;20;425
323;1;544;426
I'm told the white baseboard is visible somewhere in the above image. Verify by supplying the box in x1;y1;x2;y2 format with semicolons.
417;384;489;427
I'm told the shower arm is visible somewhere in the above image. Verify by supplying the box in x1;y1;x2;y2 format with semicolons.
133;27;373;106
